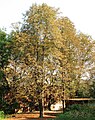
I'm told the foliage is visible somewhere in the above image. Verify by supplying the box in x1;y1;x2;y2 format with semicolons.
0;29;12;68
0;29;12;113
89;81;95;98
53;104;95;120
0;3;95;117
0;111;5;120
6;4;61;117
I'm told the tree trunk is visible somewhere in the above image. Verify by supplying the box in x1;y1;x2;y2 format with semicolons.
62;70;66;113
62;99;66;113
39;99;43;118
48;101;51;111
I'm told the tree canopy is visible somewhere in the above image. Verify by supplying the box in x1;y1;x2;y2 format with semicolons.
0;3;95;117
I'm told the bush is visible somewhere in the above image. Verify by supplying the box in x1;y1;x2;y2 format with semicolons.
55;111;95;120
0;111;5;120
66;103;95;113
53;104;95;120
65;104;82;111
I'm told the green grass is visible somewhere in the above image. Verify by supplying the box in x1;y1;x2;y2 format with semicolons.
50;104;95;120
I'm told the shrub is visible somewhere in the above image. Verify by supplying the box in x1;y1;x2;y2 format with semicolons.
65;104;82;111
53;104;95;120
55;111;95;120
0;111;5;120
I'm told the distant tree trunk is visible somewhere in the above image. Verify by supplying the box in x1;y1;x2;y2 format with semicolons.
48;101;51;111
47;94;55;111
63;81;66;113
62;70;66;113
62;99;66;113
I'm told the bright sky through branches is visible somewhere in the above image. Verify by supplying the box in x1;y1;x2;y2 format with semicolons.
0;0;95;39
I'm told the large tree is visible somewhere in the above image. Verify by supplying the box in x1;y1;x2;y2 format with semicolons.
5;3;95;116
8;3;62;117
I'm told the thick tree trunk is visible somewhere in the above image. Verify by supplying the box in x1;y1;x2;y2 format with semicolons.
39;99;43;118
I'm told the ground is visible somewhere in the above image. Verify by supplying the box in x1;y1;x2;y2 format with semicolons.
6;111;62;120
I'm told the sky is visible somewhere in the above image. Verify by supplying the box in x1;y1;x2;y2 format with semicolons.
0;0;95;39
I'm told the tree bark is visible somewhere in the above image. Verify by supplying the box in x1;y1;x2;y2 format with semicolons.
39;99;43;118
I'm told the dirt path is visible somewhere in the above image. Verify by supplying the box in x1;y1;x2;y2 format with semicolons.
6;111;62;120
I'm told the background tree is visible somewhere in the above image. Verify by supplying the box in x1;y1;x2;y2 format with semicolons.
75;33;94;98
0;29;13;113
